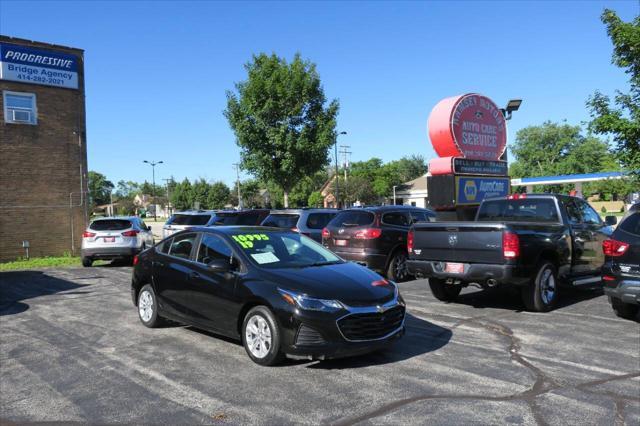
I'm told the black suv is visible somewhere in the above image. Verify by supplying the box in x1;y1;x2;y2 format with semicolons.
322;206;435;281
603;203;640;320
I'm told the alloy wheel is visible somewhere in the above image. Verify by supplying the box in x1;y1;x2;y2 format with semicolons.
540;268;556;305
139;290;154;323
245;315;272;359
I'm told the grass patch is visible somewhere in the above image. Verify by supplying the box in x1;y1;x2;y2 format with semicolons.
0;256;82;271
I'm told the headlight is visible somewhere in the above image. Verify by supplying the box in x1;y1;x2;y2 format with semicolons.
278;288;344;312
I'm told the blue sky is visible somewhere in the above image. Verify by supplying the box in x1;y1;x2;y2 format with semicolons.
1;0;637;187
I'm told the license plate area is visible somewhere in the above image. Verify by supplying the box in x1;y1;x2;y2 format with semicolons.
103;237;115;243
445;262;464;274
334;239;348;247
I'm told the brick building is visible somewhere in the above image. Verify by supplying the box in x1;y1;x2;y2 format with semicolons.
0;35;88;261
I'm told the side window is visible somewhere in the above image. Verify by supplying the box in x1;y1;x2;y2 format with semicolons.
197;234;233;264
140;220;148;230
579;201;602;225
168;233;197;260
619;214;640;236
159;238;173;254
565;200;584;225
382;212;410;227
410;211;428;224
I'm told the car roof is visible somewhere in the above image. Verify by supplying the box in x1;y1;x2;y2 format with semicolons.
268;208;338;214
187;226;285;234
341;205;433;213
172;210;218;215
91;216;138;221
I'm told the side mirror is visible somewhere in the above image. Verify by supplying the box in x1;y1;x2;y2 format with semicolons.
208;259;230;272
147;226;152;231
605;216;617;226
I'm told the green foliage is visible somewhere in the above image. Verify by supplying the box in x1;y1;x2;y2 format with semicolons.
601;206;607;213
114;180;140;198
207;181;232;209
307;191;324;207
224;53;339;207
171;178;194;210
87;171;114;207
191;178;210;209
587;9;640;178
0;256;81;271
509;121;633;198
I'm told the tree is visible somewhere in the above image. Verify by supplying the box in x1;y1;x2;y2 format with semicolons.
87;171;114;207
114;180;140;198
587;10;640;178
240;179;262;208
224;53;339;207
207;181;231;209
191;178;211;209
308;191;324;207
171;178;193;210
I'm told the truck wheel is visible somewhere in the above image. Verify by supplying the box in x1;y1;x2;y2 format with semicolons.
387;250;411;282
522;261;558;312
429;278;462;302
610;297;639;320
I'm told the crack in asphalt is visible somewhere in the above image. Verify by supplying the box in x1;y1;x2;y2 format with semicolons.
332;314;640;426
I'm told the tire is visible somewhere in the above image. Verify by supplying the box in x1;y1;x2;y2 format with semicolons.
82;257;93;267
242;306;284;366
522;261;558;312
610;297;639;320
387;250;412;282
137;284;164;328
429;278;462;302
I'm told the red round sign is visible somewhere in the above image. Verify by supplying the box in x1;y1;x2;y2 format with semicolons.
428;94;507;161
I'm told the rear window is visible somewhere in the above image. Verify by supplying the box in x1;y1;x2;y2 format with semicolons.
477;199;559;223
262;214;300;229
237;212;263;225
619;213;640;236
329;211;375;227
90;219;132;231
306;213;335;229
168;214;212;226
213;213;239;225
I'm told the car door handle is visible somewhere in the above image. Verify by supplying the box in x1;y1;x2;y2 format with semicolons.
188;272;201;280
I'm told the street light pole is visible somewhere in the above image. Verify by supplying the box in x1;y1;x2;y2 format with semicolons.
393;185;397;205
233;163;242;209
143;160;163;221
335;131;346;208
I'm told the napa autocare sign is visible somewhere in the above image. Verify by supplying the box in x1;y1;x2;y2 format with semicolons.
455;176;510;205
428;93;507;161
0;42;79;89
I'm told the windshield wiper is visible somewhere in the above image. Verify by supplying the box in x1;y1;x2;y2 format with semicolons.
306;260;342;267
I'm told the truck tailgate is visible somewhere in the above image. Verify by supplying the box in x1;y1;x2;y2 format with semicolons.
411;222;506;264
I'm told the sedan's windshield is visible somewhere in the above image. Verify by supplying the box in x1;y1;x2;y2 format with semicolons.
229;231;342;269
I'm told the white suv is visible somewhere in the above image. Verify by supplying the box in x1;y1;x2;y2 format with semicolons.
81;217;154;267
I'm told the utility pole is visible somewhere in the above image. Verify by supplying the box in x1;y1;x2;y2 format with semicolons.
339;145;352;207
233;163;243;210
143;160;163;221
162;178;173;216
335;131;347;208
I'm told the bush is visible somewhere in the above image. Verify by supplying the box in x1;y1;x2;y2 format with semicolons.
601;206;607;213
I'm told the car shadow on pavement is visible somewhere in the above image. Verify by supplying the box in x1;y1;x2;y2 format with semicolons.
0;270;86;316
454;285;604;312
306;313;452;370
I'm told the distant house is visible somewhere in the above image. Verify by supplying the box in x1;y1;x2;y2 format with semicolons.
393;174;429;208
319;175;338;208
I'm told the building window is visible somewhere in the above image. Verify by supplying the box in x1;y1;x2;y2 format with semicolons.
3;91;37;125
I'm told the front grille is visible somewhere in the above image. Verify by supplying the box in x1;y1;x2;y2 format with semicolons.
295;325;326;346
341;292;394;307
337;305;405;341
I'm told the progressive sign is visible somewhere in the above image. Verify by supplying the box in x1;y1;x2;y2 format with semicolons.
0;42;79;90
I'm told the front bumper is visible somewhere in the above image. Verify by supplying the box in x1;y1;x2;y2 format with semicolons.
604;279;640;305
276;293;406;360
81;246;140;259
406;259;530;286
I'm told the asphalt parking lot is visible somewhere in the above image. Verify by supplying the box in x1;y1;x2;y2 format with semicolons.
1;267;638;425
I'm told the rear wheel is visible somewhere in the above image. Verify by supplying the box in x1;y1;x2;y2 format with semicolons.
242;306;284;366
610;297;639;320
522;261;558;312
82;257;93;267
387;250;411;282
429;278;462;302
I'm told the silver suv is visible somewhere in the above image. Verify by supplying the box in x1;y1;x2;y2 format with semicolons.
163;210;218;238
81;216;154;267
261;209;338;242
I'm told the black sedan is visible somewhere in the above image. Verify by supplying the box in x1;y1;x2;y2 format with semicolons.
131;226;406;365
602;203;640;320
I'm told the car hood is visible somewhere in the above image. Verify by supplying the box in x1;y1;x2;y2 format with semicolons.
262;262;396;305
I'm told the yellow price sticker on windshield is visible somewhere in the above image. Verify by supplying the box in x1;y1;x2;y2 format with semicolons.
232;234;269;249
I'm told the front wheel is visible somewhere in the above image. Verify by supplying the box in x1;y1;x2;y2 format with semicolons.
522;261;558;312
429;278;462;302
81;257;93;267
137;284;164;327
610;297;639;320
387;251;412;282
242;306;284;366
